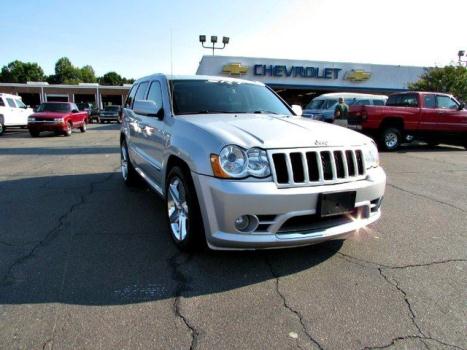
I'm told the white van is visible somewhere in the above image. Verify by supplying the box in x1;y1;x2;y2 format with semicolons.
302;92;387;122
0;93;34;135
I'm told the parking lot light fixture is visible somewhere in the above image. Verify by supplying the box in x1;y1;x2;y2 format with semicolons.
199;34;230;55
458;50;466;66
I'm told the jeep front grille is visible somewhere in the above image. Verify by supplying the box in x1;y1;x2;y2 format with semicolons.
269;148;366;188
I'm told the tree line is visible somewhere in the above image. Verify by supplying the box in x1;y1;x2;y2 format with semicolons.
0;57;134;86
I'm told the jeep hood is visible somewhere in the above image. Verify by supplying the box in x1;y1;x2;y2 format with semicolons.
178;114;370;149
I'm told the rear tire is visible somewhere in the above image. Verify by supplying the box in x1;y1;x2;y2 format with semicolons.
80;122;87;133
166;166;205;251
120;140;139;186
29;130;39;137
379;127;401;151
64;122;72;136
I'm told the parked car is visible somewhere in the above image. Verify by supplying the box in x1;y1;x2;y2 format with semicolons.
0;93;34;135
28;102;88;137
348;91;467;150
303;93;388;122
76;103;100;123
120;74;386;251
99;105;122;123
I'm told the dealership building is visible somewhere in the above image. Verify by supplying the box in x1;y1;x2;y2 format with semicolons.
0;55;426;108
197;56;426;105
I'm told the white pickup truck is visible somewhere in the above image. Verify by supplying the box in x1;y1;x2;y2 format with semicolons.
0;93;34;135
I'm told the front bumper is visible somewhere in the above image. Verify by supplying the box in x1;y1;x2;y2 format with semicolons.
192;167;386;250
28;121;66;132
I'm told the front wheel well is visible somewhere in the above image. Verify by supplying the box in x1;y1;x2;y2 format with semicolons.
166;155;191;177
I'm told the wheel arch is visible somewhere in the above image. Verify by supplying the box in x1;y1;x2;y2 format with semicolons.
379;117;404;131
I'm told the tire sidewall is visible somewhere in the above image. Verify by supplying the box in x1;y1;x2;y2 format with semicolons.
65;122;72;136
165;166;204;251
0;123;4;136
381;128;401;151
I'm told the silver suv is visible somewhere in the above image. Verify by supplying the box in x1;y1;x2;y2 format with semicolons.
120;74;386;251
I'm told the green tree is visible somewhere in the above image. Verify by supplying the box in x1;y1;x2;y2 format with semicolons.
0;60;45;83
408;65;467;101
99;71;123;86
50;57;82;84
80;65;97;83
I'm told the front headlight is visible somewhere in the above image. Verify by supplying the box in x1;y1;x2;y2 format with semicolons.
363;142;379;169
210;145;271;178
54;117;64;122
28;117;35;122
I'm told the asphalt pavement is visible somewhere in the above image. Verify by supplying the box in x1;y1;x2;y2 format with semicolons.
0;124;465;350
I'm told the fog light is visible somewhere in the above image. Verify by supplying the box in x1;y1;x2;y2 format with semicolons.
235;215;250;231
234;215;259;233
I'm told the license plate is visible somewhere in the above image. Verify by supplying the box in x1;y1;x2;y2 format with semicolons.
319;191;356;217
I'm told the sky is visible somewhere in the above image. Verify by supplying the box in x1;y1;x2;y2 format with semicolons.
1;0;466;79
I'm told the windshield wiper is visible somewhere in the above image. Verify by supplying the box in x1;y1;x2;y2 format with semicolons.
252;110;279;115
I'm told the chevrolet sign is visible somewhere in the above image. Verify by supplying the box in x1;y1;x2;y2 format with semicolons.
344;69;372;82
222;63;248;76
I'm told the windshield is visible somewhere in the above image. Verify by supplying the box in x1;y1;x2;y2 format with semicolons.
36;103;70;113
305;99;324;110
104;106;120;111
77;103;89;110
171;80;292;115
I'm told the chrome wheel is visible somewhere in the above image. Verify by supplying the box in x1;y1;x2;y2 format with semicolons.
167;176;189;241
121;144;128;181
385;132;398;149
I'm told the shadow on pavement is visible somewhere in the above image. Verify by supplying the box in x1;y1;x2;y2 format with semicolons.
1;146;119;155
0;173;342;306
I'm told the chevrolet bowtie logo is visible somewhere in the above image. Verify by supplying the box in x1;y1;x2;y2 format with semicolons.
222;63;248;76
345;69;372;82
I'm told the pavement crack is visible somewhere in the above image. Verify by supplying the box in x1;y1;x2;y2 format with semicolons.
387;183;466;212
265;257;323;350
377;268;424;336
0;171;117;287
168;252;199;350
362;335;463;350
336;251;466;270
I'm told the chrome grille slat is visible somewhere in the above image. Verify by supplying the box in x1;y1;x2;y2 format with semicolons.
269;147;366;188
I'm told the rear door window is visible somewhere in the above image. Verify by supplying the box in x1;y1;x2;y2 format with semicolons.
423;94;436;108
6;98;16;108
16;99;27;108
356;99;371;105
372;99;385;106
0;98;5;107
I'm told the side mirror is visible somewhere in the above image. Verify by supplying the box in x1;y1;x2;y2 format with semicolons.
133;100;162;118
458;102;465;110
291;104;303;116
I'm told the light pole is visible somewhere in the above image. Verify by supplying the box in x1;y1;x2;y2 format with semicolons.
458;50;466;66
199;35;229;55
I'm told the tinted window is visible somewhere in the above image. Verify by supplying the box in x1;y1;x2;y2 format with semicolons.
147;81;163;107
356;99;371;105
423;95;436;108
104;106;120;111
171;80;292;116
436;95;458;109
386;94;418;107
305;99;324;110
322;99;338;109
134;82;149;102
36;103;71;112
373;99;385;106
125;85;137;108
0;98;4;107
6;98;16;108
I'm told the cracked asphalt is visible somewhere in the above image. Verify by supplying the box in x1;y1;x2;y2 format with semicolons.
0;124;466;350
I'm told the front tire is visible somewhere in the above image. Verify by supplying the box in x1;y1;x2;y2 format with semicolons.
64;122;72;136
29;130;40;137
166;166;205;251
380;127;401;151
120;140;139;186
0;123;5;136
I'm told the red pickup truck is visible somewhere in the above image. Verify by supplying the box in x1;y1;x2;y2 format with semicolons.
28;102;88;137
348;92;466;150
